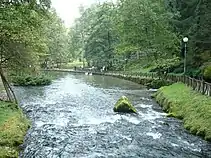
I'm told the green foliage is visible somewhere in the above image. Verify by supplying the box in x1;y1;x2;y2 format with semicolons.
61;61;85;69
115;0;179;59
11;75;52;86
203;66;211;81
0;101;29;157
147;79;172;89
155;57;180;70
167;0;211;67
42;10;70;68
0;1;70;73
186;67;202;78
155;83;211;141
172;67;184;74
68;0;179;70
125;60;156;73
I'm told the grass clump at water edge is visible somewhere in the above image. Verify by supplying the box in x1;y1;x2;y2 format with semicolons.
154;83;211;141
0;101;30;157
11;74;52;86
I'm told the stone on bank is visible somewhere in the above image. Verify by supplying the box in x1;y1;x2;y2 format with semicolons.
113;96;137;113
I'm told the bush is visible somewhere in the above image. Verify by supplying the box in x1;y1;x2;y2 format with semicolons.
147;79;171;89
185;67;202;78
203;66;211;81
11;75;52;86
173;67;184;74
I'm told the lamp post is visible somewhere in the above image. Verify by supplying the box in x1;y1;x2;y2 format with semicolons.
124;58;127;71
183;37;188;74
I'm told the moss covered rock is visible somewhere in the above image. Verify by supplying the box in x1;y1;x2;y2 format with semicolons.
113;96;137;113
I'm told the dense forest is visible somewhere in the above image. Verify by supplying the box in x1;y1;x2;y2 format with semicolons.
69;0;211;81
1;0;211;89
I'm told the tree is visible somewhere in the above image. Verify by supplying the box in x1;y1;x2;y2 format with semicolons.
115;0;179;61
167;0;211;67
0;0;51;102
42;10;69;68
68;2;118;69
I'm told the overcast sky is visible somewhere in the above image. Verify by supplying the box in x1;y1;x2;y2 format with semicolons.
51;0;105;27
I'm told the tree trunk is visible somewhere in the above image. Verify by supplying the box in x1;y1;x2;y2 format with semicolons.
0;67;17;103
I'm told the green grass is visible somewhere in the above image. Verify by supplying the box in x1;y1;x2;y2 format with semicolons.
126;61;155;73
155;83;211;141
0;101;29;157
123;59;158;75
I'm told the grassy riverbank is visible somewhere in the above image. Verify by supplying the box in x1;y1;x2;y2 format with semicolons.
0;101;29;157
154;83;211;141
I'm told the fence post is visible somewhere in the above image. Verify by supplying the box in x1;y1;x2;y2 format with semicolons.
202;80;205;95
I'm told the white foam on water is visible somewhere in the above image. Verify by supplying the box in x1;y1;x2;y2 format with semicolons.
146;132;162;139
84;152;104;158
76;114;122;126
35;121;45;128
190;148;201;152
121;135;132;141
179;140;202;152
140;97;151;101
141;110;166;120
35;113;69;128
171;143;179;147
138;104;152;108
148;89;158;92
52;114;69;127
121;115;141;125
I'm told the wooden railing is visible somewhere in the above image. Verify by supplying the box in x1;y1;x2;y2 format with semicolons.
107;71;211;96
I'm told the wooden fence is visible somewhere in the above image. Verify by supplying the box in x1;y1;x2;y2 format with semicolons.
108;71;211;97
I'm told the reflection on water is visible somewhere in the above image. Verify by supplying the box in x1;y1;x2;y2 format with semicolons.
15;73;211;158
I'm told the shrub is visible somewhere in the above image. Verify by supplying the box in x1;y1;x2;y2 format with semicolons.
173;67;184;74
186;68;202;78
11;75;52;86
203;65;211;81
147;79;171;89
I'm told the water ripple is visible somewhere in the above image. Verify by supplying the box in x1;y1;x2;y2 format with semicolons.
14;73;211;158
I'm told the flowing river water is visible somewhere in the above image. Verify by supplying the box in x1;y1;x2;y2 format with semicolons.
15;72;211;158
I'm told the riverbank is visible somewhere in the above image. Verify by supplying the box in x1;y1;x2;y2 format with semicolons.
0;101;30;157
154;83;211;141
45;69;171;89
106;73;171;89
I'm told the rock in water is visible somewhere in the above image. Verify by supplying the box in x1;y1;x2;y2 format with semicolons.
113;96;137;113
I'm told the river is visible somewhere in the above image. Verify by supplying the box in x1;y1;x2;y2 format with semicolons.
15;72;211;158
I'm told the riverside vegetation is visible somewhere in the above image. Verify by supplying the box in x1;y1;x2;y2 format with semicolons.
1;0;211;157
0;101;29;157
154;83;211;141
11;75;52;86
